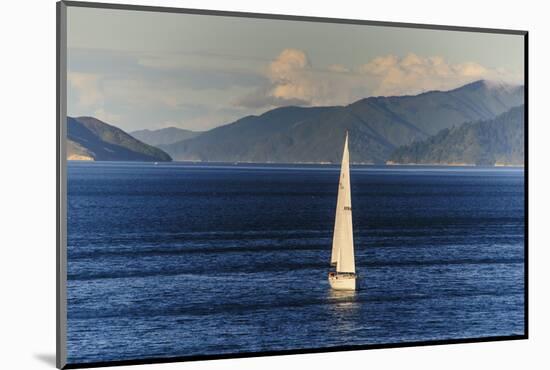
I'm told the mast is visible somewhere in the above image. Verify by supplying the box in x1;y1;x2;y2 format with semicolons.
330;132;355;273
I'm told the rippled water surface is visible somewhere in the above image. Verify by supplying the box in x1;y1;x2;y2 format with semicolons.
67;162;525;364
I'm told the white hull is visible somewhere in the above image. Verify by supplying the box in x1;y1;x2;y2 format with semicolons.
328;273;356;291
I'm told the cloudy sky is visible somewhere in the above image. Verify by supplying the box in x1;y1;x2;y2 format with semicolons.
67;6;524;132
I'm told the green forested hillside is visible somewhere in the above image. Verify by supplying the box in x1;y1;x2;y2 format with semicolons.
389;105;524;166
130;127;200;146
161;80;524;163
67;117;172;162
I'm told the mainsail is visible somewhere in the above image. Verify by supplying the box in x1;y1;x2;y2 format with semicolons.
330;132;355;273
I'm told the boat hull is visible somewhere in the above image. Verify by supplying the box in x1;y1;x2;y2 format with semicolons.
328;273;356;291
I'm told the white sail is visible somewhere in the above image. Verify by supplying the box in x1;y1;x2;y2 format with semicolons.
330;132;355;274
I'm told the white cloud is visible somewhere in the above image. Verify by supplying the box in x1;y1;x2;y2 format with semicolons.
265;48;316;104
235;48;361;108
358;53;520;96
68;72;103;107
235;49;522;109
68;48;523;132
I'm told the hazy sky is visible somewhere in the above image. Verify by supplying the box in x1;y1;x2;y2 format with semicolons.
67;6;524;132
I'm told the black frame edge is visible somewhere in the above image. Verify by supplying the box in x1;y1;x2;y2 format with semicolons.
57;1;68;369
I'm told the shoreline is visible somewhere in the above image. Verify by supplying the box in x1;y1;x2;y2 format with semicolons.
67;159;525;168
385;161;524;168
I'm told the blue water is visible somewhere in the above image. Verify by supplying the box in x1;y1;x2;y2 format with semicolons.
66;162;525;364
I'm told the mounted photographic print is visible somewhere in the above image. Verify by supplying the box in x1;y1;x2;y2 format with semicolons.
56;1;528;368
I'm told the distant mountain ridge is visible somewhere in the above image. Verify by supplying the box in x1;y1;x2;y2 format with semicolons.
388;105;524;166
160;80;524;163
67;116;172;162
130;127;200;146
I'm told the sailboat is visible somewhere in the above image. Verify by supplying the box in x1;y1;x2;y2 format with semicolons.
328;132;356;291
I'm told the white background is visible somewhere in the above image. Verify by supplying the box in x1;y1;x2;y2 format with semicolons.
1;0;548;369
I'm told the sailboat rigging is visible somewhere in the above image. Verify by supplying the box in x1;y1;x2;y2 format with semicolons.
328;132;356;291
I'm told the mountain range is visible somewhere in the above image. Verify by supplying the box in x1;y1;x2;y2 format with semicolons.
66;80;525;164
158;80;524;164
67;116;172;162
389;105;524;166
130;127;200;146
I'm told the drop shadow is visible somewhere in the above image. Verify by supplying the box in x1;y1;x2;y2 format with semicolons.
34;353;56;367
